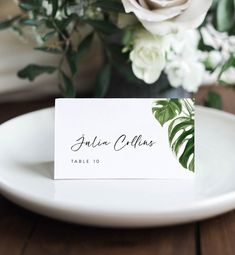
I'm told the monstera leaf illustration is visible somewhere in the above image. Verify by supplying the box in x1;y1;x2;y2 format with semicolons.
152;99;182;126
152;99;195;172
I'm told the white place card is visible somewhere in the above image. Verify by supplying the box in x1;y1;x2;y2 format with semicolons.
54;98;195;179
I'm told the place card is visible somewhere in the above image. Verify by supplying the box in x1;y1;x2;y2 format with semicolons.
54;98;195;179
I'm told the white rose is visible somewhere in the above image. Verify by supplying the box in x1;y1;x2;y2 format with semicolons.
165;60;204;92
121;0;212;35
130;30;166;84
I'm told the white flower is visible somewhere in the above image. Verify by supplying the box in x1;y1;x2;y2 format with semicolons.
199;21;235;85
165;60;188;88
42;0;65;20
220;67;235;84
205;51;223;69
121;0;212;35
130;30;166;84
164;29;200;58
165;60;204;92
42;0;53;16
200;23;235;58
164;30;204;92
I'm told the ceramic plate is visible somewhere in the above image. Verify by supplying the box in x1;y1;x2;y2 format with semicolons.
0;107;235;227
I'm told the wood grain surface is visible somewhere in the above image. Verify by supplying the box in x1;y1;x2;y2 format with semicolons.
0;92;234;255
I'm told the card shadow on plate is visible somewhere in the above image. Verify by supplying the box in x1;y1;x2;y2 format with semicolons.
19;161;54;179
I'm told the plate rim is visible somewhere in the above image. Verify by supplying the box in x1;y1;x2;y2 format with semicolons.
0;105;235;227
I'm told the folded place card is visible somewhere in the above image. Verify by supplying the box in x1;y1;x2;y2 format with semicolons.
54;98;195;179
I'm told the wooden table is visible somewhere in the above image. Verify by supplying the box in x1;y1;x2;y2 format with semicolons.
0;97;235;255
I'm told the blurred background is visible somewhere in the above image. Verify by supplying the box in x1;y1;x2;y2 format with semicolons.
0;0;234;114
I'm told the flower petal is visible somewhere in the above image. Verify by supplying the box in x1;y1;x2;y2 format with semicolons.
122;0;190;22
146;0;188;9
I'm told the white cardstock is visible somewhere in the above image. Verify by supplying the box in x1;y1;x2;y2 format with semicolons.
54;99;194;179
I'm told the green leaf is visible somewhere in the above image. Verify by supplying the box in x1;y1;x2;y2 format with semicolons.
0;16;20;30
198;36;215;52
93;0;125;12
169;119;194;145
168;116;190;135
65;33;94;77
19;0;42;11
179;137;194;171
17;64;57;81
49;0;58;17
113;62;143;85
44;20;55;29
188;155;195;172
109;44;145;85
168;116;194;172
171;128;194;155
218;55;235;84
76;33;94;60
59;72;76;98
152;99;195;172
66;48;78;76
42;31;56;41
152;99;182;127
122;28;134;46
85;19;120;35
34;46;62;54
94;63;111;97
216;0;234;32
204;91;222;109
21;19;43;27
211;0;220;10
55;16;76;31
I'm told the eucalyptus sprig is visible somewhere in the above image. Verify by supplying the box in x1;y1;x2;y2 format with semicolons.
0;0;124;97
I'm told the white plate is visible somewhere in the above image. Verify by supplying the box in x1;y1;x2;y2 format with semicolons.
0;106;235;227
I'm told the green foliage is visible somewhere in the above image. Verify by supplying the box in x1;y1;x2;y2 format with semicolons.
76;33;94;60
204;91;222;109
21;19;43;27
92;0;125;12
17;64;57;81
94;63;111;97
218;55;235;84
152;99;182;126
198;35;215;52
19;0;43;11
168;115;194;172
0;16;20;30
59;71;76;98
49;0;59;17
66;33;94;77
0;0;128;97
153;99;195;172
212;0;235;34
216;0;235;32
34;47;62;54
85;19;120;35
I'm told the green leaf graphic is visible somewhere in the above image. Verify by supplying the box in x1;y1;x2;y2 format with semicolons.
152;99;182;126
152;99;195;172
